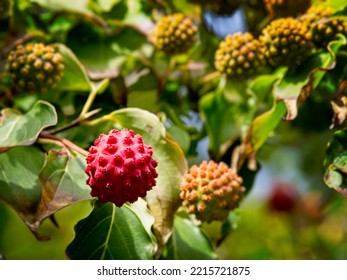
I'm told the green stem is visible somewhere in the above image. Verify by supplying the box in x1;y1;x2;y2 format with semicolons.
48;108;101;134
79;87;98;118
157;55;178;97
37;137;65;148
216;76;227;95
82;114;121;127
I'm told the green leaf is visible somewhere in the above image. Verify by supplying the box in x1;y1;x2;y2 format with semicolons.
31;0;90;13
274;34;347;120
87;108;188;252
67;23;147;80
324;156;347;197
0;145;91;239
36;149;91;226
164;215;217;260
31;0;107;28
199;80;255;159
0;146;45;220
314;0;347;11
250;101;287;152
95;0;122;12
0;100;57;152
128;198;157;245
127;90;159;111
167;125;191;154
249;73;281;102
324;129;347;197
221;210;241;238
66;201;155;260
54;43;92;92
231;101;286;172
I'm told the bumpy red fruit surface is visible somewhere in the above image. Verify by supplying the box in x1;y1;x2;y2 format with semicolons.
180;160;245;223
85;129;158;207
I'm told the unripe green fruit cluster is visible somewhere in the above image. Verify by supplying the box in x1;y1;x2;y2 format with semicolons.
7;43;64;92
259;17;313;67
299;6;347;48
155;4;345;79
153;13;198;55
215;17;314;76
180;160;245;223
215;32;265;79
311;17;347;47
299;5;335;26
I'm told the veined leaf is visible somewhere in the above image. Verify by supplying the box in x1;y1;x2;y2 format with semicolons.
0;145;91;239
0;100;57;152
66;201;155;260
0;146;45;221
36;149;91;227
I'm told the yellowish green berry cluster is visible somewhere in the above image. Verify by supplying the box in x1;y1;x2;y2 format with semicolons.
7;43;64;92
299;6;347;48
299;5;335;26
215;32;265;79
153;13;198;55
311;17;347;47
259;17;313;67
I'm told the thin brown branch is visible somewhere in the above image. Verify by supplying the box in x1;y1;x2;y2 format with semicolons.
39;131;89;157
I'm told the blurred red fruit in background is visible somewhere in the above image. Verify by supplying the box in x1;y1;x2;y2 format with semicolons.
268;181;300;213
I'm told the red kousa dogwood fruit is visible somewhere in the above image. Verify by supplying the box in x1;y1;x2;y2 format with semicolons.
85;129;158;207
